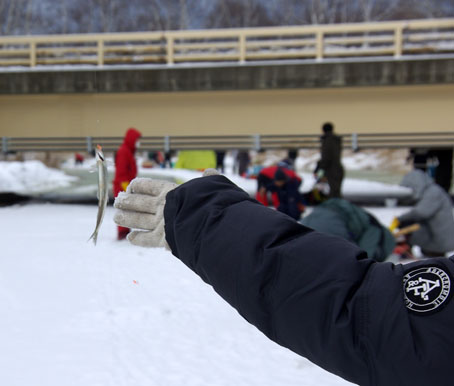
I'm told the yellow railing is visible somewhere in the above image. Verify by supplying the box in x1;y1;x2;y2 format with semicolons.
0;18;453;68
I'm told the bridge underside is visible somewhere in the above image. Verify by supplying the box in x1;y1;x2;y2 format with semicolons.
0;57;453;138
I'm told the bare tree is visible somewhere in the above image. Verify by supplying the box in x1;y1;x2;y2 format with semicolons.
179;0;188;29
2;0;16;34
23;0;34;34
0;0;452;36
206;0;272;29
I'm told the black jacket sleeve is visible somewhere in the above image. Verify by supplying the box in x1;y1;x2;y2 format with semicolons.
164;175;454;386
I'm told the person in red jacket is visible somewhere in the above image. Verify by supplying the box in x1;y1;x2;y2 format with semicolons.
113;127;142;240
255;164;305;220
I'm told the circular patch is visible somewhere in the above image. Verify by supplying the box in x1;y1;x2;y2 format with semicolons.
403;266;452;314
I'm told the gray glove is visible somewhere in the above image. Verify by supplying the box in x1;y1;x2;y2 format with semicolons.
113;169;220;248
113;178;177;248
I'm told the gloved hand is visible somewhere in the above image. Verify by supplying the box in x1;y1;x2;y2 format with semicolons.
114;178;177;248
113;169;220;248
389;217;400;232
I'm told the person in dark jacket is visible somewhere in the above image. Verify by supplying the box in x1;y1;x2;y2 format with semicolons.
269;168;305;220
314;122;344;198
114;171;454;386
429;148;453;193
237;150;250;176
256;165;304;219
300;198;395;262
215;150;226;173
113;127;142;240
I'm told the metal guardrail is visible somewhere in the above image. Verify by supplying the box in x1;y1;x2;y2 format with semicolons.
0;18;453;68
2;132;454;154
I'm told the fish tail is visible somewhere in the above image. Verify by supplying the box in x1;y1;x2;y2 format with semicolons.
88;231;98;245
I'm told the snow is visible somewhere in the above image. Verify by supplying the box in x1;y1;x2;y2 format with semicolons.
2;53;454;74
3;154;412;201
139;167;411;199
0;160;77;194
2;202;391;386
0;153;417;386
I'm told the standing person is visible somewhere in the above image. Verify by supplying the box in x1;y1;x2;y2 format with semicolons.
215;150;226;173
389;169;454;257
286;148;298;168
314;122;344;198
429;148;453;194
114;171;454;386
237;150;250;177
113;127;142;240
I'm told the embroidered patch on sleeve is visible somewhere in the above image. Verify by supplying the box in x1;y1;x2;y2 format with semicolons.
403;266;452;315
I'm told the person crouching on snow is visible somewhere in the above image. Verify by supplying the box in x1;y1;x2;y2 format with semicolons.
256;165;305;220
389;169;454;257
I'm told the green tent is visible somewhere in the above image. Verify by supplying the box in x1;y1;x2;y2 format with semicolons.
300;198;395;262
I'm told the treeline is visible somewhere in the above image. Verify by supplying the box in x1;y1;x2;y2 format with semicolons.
0;0;453;36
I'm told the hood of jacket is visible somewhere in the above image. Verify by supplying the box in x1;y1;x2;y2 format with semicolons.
400;169;433;200
123;128;142;152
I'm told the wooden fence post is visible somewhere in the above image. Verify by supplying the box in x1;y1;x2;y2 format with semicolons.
167;35;174;65
29;41;36;67
394;26;403;57
316;31;324;60
239;33;246;63
97;39;104;66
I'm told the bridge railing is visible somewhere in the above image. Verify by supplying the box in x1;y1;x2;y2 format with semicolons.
0;18;453;68
2;132;454;154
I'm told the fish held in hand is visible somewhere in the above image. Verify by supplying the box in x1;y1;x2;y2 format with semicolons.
88;145;109;245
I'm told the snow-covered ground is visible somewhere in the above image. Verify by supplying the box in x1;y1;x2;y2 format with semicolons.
0;202;405;386
0;154;413;386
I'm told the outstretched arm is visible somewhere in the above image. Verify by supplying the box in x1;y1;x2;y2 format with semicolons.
163;175;372;384
115;175;454;386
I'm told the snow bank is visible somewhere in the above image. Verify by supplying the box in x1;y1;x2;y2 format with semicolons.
1;150;412;200
0;160;77;194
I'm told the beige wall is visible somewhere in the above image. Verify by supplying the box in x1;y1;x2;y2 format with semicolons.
0;84;453;137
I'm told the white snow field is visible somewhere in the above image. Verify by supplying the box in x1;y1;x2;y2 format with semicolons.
0;202;409;386
0;156;411;386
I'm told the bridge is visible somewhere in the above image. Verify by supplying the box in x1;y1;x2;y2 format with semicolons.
0;18;453;146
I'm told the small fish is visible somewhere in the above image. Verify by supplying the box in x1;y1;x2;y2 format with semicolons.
88;145;109;245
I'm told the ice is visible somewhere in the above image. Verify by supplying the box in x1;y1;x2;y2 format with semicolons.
0;153;417;385
0;203;401;386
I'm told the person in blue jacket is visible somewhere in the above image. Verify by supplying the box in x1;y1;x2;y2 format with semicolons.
114;170;454;386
